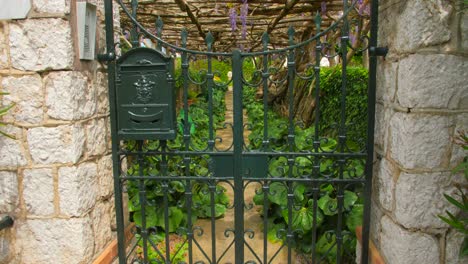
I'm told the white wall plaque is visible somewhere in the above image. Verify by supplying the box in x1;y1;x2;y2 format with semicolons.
0;0;31;20
77;2;97;60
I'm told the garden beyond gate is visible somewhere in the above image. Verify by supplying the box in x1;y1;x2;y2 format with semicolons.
100;0;383;263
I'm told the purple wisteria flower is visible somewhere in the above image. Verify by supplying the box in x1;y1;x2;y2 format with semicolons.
240;0;248;39
321;1;327;15
229;7;237;32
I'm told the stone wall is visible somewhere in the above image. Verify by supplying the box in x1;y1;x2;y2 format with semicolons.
371;0;467;263
0;1;117;263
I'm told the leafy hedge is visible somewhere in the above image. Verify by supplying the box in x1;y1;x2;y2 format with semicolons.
318;66;369;143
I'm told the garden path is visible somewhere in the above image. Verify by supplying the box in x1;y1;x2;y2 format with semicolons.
192;91;295;263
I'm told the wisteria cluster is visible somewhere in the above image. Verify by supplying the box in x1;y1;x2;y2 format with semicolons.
229;7;237;32
228;1;249;39
240;0;249;39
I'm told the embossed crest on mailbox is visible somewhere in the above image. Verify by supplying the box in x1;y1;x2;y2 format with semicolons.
116;48;176;140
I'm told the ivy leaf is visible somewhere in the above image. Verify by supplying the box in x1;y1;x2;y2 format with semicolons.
294;184;306;202
344;190;358;210
316;233;337;262
253;191;264;205
267;222;285;243
319;138;337;152
318;194;337;216
170;181;185;193
167;207;184;232
282;207;324;232
345;204;363;231
133;206;160;228
268;182;288;207
201;204;227;218
318;190;358;216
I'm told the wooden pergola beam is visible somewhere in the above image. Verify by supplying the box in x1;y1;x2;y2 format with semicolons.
173;0;207;39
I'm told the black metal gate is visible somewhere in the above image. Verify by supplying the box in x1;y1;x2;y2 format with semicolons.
100;0;382;263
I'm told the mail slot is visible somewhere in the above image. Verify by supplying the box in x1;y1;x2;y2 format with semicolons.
115;48;176;140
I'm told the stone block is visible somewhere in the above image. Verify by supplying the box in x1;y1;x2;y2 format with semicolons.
377;0;405;49
389;113;450;169
395;171;459;229
370;198;383;247
86;118;106;156
374;104;392;152
9;19;73;71
97;155;113;198
462;12;468;50
380;216;439;264
395;0;452;53
1;75;43;124
17;218;94;264
45;71;96;121
446;229;468;264
0;229;13;263
23;168;54;216
33;0;70;14
0;171;18;213
27;125;85;164
105;116;112;151
0;126;27;167
92;200;113;253
375;158;397;212
397;54;468;109
0;22;9;69
376;61;397;103
58;162;98;216
95;71;109;114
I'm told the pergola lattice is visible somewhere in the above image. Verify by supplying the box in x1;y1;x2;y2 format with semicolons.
119;0;366;51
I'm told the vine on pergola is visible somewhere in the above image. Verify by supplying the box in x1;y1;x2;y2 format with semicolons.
119;0;371;53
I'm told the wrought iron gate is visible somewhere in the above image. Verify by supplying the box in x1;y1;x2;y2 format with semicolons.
100;0;382;263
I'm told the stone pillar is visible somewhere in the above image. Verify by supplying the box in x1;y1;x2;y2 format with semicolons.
0;1;117;263
371;1;467;263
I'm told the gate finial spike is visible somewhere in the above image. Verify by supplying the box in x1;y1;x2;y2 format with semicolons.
315;12;322;29
262;32;270;50
131;0;138;14
181;28;188;47
205;32;214;50
156;16;164;37
287;26;295;45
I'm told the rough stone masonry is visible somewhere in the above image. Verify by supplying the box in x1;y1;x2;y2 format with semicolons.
0;0;467;264
0;1;117;263
369;0;468;264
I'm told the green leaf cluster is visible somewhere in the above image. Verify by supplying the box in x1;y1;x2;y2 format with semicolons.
294;66;369;145
439;130;468;258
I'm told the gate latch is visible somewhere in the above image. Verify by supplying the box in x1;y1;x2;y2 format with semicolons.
369;46;388;59
97;52;116;62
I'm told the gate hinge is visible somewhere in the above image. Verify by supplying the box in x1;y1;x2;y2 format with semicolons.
97;52;116;62
369;46;388;58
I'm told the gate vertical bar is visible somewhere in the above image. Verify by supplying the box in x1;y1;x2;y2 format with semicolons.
232;49;244;264
362;0;380;263
103;0;127;263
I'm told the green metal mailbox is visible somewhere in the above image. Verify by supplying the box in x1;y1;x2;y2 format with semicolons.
115;48;176;140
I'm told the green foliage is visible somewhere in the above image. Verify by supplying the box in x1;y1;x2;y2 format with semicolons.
294;66;369;144
136;233;188;263
245;85;364;261
0;91;15;139
318;66;369;143
439;130;468;257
